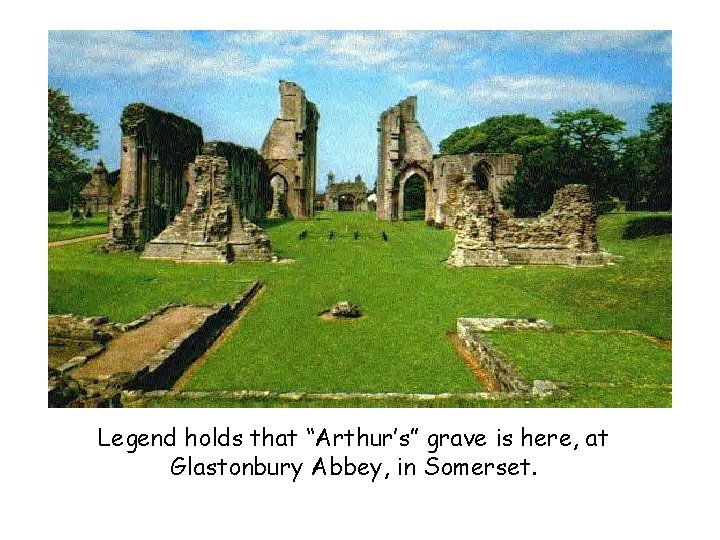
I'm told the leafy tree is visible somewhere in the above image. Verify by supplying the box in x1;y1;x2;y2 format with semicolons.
439;114;551;155
643;102;672;210
48;87;99;210
617;103;672;210
403;175;425;211
502;108;626;216
618;135;650;204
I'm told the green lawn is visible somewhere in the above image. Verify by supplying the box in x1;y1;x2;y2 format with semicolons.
48;211;109;242
48;210;671;406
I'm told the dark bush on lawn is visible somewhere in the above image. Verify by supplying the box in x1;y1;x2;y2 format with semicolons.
622;216;672;239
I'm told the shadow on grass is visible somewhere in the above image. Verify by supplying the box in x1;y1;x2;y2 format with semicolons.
622;215;672;239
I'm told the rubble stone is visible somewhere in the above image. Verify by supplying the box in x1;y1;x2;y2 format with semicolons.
103;104;204;251
141;143;274;263
447;184;613;267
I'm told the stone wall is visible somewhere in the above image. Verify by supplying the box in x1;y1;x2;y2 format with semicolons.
261;81;319;219
141;143;274;263
48;284;263;407
104;104;203;251
433;153;522;226
447;184;611;267
376;96;434;221
325;179;369;211
456;317;555;394
375;97;521;225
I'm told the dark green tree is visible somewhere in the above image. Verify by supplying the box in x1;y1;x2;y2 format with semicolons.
439;114;552;155
48;87;99;210
643;102;672;210
618;135;650;204
617;103;672;210
403;175;425;218
502;108;626;216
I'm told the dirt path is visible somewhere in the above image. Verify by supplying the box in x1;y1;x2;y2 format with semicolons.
72;306;212;380
48;233;108;247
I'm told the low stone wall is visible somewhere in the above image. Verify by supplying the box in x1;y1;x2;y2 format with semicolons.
456;317;554;393
48;283;262;407
126;282;261;390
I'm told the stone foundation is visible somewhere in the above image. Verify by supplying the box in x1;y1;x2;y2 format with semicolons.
456;317;554;393
49;283;262;407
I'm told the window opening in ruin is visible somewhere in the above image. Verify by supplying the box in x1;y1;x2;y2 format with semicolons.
473;162;491;191
403;174;426;221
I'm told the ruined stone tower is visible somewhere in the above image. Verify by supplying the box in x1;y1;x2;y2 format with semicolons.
376;96;434;221
261;81;319;219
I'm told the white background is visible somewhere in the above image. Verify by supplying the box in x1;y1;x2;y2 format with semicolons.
4;1;718;538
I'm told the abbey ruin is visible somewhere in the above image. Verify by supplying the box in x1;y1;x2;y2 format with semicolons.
375;96;523;225
96;82;606;267
374;95;609;266
104;104;204;251
325;173;370;212
261;81;319;219
446;184;610;267
102;81;318;262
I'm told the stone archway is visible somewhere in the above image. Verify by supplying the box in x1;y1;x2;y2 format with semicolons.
402;174;426;220
269;174;288;218
338;193;356;211
393;165;433;222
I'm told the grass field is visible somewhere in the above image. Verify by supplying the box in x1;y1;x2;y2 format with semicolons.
48;210;671;407
48;211;109;242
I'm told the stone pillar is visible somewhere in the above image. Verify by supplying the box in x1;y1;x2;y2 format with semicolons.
120;135;137;200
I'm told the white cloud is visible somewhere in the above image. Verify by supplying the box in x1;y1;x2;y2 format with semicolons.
407;79;457;98
49;31;291;85
308;31;430;69
403;74;654;109
467;75;655;105
509;30;671;54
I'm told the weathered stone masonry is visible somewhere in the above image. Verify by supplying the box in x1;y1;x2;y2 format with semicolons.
80;159;113;213
433;153;521;226
325;175;369;212
141;142;274;263
447;184;611;267
376;96;435;221
375;97;521;225
261;81;319;219
104;104;204;251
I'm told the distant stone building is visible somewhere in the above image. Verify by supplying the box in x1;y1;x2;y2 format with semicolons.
261;81;319;219
375;96;521;226
80;159;113;213
313;193;326;212
325;173;369;212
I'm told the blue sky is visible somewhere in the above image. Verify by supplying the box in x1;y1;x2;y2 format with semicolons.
48;30;671;191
